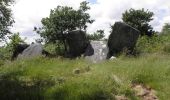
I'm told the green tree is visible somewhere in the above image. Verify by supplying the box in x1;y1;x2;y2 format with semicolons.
87;30;105;40
36;1;94;52
0;33;24;61
0;0;14;41
122;8;154;36
161;23;170;34
8;33;25;52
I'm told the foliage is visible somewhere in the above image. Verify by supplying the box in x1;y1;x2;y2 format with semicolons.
136;33;170;54
163;43;170;54
7;33;25;51
136;35;162;53
122;8;154;36
0;33;25;63
36;1;94;52
43;42;65;56
87;30;105;40
0;0;14;41
0;46;9;60
161;23;170;34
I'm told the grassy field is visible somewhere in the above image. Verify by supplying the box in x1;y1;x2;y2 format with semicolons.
0;52;170;100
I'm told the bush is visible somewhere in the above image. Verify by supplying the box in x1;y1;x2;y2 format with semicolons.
136;35;164;53
163;43;170;53
0;47;10;66
0;46;11;60
43;42;65;56
87;30;105;40
0;60;3;66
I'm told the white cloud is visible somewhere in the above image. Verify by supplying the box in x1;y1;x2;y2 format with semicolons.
11;0;170;43
88;0;170;34
11;0;84;43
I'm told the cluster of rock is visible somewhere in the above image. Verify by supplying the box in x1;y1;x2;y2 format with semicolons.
66;22;139;63
12;22;140;63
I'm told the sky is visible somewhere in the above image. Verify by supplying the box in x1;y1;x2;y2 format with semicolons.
10;0;170;43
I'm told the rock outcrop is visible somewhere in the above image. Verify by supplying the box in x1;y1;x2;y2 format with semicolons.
11;44;29;60
18;43;43;59
85;41;109;63
107;22;140;58
66;30;89;58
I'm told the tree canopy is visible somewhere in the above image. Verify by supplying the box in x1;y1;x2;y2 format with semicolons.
8;33;25;49
37;1;94;44
0;0;14;41
36;1;94;53
87;30;105;40
122;8;154;36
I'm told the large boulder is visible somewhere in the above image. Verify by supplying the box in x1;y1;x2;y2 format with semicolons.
18;43;43;59
66;30;89;58
11;44;29;60
107;22;140;58
85;41;108;63
84;43;94;56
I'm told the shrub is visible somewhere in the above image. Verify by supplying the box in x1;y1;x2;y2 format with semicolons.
87;30;105;40
136;35;165;53
163;43;170;54
0;46;11;60
43;42;65;56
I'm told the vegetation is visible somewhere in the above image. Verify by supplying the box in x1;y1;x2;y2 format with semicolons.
7;33;25;51
43;42;65;56
136;31;170;54
87;30;105;40
161;23;170;34
0;32;170;100
1;0;170;99
36;1;94;52
0;0;14;41
122;8;154;36
0;52;170;100
0;33;25;65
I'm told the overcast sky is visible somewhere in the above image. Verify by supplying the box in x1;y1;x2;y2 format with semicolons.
10;0;170;43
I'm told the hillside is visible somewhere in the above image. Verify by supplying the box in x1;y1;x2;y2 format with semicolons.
0;53;170;100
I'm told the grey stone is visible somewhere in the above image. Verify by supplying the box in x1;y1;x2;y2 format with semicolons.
107;22;140;58
73;68;81;74
18;43;43;58
85;41;109;63
66;30;89;58
84;43;94;56
11;44;29;60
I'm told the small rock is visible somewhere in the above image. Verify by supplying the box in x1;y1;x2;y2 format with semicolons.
132;84;159;100
134;85;150;96
73;68;81;74
110;56;116;60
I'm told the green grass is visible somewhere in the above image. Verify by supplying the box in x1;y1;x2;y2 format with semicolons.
0;53;170;100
